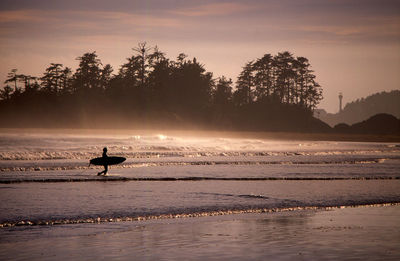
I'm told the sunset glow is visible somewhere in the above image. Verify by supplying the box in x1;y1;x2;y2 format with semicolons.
0;0;399;112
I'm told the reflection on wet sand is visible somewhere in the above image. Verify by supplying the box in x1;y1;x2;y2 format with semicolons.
1;205;399;260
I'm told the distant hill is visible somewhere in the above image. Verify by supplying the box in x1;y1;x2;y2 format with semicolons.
315;90;400;126
333;113;400;135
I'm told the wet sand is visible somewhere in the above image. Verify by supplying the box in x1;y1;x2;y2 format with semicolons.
1;205;399;260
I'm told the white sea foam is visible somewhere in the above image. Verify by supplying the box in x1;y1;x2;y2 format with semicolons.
1;132;399;160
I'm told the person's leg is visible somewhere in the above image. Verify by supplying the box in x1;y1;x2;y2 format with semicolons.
98;165;107;175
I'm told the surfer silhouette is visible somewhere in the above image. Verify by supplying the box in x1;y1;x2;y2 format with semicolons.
97;147;108;176
90;148;125;175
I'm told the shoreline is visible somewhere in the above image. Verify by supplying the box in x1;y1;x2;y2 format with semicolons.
1;204;399;260
2;202;399;228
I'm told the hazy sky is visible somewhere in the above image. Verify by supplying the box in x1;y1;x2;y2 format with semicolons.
0;0;399;113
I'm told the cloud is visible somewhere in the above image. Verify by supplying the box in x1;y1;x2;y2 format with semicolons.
170;2;255;17
292;15;400;44
73;10;181;28
0;8;183;41
0;9;181;31
0;9;49;23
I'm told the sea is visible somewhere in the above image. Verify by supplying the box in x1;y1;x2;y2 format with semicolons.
0;129;399;260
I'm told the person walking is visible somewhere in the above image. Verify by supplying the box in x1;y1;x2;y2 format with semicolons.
97;147;108;176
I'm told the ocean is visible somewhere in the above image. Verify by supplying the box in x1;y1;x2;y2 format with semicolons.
0;129;399;260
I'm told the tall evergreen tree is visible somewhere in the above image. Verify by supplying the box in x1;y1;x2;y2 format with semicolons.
74;52;102;92
4;69;19;91
41;63;64;93
235;61;254;106
147;48;171;109
253;54;274;100
132;42;151;88
274;51;296;104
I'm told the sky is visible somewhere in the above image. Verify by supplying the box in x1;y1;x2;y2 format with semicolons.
0;0;399;113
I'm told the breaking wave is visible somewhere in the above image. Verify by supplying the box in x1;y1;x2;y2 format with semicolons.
1;133;399;161
0;157;396;172
1;150;399;161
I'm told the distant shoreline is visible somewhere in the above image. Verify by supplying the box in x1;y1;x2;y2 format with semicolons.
1;127;399;142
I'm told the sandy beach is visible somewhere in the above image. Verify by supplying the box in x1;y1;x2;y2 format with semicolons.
0;130;399;260
1;204;399;260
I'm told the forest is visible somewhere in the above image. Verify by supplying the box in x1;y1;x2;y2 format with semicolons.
0;43;325;131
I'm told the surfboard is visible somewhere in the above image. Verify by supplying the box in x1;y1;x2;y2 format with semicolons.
90;156;126;166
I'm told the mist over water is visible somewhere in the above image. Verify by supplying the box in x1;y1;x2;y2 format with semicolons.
1;130;398;160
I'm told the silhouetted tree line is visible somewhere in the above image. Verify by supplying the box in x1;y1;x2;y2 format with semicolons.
0;43;325;131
